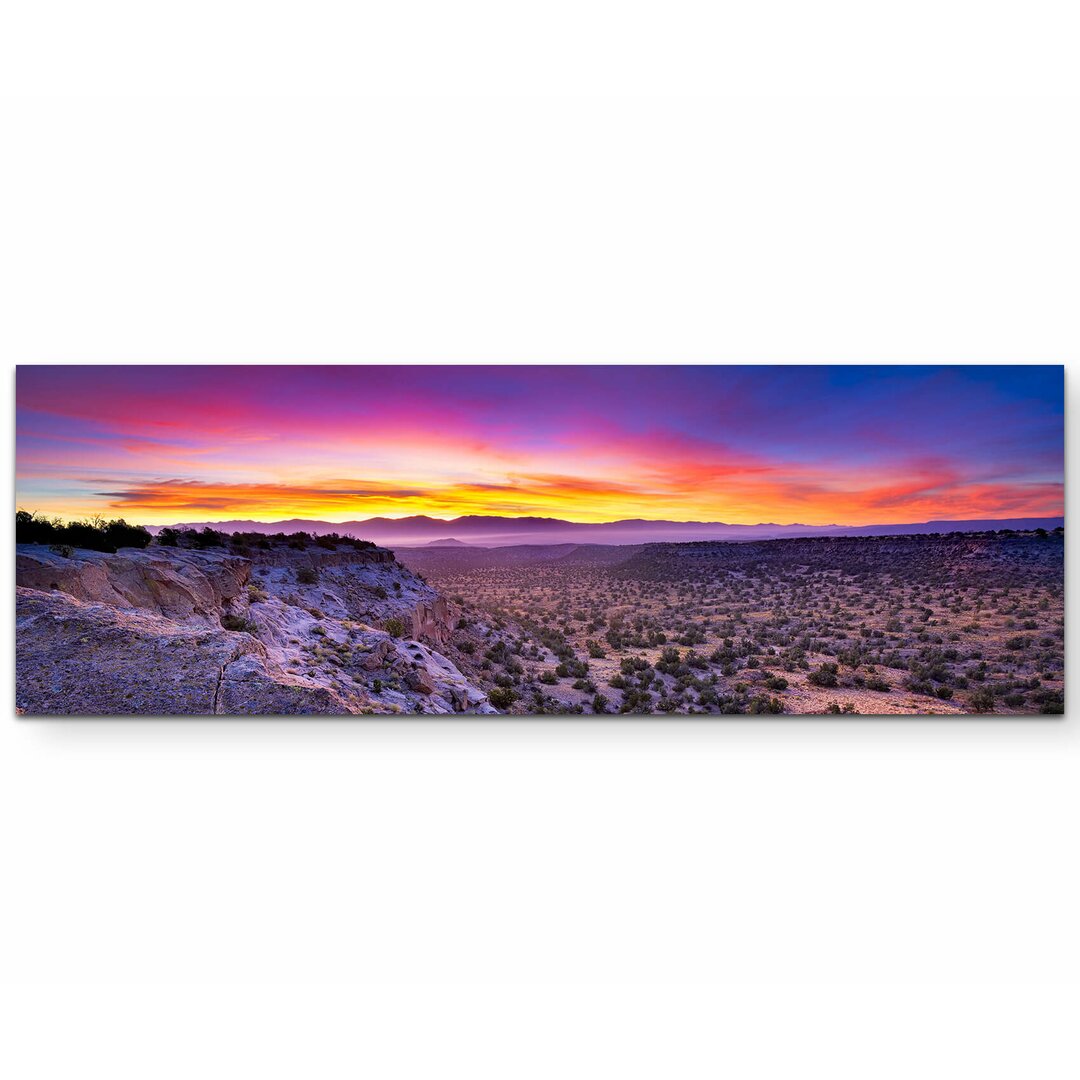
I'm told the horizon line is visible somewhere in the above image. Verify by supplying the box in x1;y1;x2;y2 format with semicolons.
19;510;1063;530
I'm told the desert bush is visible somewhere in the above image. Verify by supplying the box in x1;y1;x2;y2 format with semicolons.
556;658;588;679
747;694;783;714
297;567;319;585
17;511;151;552
618;687;654;714
807;662;839;688
384;617;407;638
1037;691;1064;714
16;510;60;545
190;527;227;549
488;686;517;709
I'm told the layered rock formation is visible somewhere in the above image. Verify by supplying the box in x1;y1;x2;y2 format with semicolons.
15;546;249;623
15;542;492;716
410;597;453;647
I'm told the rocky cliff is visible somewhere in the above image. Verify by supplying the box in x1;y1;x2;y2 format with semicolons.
15;545;250;623
15;542;493;716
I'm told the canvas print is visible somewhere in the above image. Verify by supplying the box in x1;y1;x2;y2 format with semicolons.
15;365;1064;716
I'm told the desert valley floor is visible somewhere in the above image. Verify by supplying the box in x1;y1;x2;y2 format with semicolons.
397;531;1065;715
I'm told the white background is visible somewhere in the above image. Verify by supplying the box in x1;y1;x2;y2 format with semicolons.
1;4;1077;1077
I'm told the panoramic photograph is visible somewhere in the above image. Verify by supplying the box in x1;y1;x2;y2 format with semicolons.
15;364;1064;716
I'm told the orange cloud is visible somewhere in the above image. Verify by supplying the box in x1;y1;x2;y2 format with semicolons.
27;469;1058;527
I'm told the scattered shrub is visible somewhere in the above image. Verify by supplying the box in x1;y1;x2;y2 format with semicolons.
488;686;517;709
807;662;839;688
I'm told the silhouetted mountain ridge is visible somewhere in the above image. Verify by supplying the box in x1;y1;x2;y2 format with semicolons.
145;514;1064;547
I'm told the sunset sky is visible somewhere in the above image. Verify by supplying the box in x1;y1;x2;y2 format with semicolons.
15;365;1064;527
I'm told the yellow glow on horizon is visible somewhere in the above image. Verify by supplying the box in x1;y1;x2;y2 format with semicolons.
16;475;1065;531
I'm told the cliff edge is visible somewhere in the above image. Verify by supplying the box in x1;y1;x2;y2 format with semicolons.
16;541;493;716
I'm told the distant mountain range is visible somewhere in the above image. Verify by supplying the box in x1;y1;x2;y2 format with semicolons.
145;514;1065;547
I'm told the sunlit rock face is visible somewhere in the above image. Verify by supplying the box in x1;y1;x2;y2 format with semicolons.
15;542;493;716
411;597;453;647
15;546;250;625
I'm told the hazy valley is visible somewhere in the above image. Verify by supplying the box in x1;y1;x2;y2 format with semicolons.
145;513;1066;548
